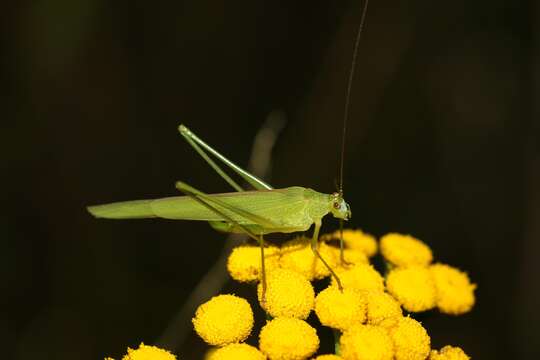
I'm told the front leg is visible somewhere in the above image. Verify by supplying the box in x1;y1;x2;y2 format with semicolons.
310;220;343;291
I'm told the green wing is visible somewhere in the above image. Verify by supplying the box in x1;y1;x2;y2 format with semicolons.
87;186;318;232
87;199;156;219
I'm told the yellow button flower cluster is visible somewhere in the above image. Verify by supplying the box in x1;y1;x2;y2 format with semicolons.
381;233;476;315
101;228;473;360
107;229;476;359
191;230;475;359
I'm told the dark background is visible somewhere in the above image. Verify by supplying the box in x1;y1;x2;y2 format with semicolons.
2;0;538;359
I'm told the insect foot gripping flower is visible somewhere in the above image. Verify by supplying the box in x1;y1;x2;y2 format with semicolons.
385;266;436;312
227;244;280;282
315;287;366;331
430;263;476;315
381;316;431;360
192;294;254;346
331;263;385;292
207;343;266;360
279;237;337;280
328;248;369;270
340;324;394;360
257;268;315;319
323;229;378;257
361;290;402;325
429;346;470;360
259;317;319;360
380;233;433;267
105;343;176;360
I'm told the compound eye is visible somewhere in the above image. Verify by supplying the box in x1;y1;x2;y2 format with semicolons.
333;202;340;209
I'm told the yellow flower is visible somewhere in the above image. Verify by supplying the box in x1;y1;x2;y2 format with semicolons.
429;346;470;360
331;263;385;292
315;287;366;331
430;263;476;315
107;343;176;360
208;343;266;360
386;266;436;312
192;294;253;346
259;317;319;360
314;355;344;360
361;290;402;325
280;237;336;280
340;324;394;360
380;233;433;267
322;229;378;257
383;316;430;360
227;245;281;282
257;268;315;319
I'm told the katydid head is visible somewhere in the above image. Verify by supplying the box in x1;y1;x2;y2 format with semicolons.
330;192;351;220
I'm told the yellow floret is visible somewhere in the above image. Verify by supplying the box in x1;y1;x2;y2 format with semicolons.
280;237;336;280
361;290;402;325
386;266;436;312
383;316;430;360
328;248;369;271
227;245;281;282
340;324;394;360
313;355;344;360
331;263;385;292
208;343;266;360
257;268;315;319
380;233;433;267
322;229;378;257
112;343;176;360
259;317;319;360
315;287;366;331
430;263;476;315
429;346;470;360
192;294;253;346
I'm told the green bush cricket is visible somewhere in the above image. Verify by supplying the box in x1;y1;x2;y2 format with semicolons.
88;124;351;293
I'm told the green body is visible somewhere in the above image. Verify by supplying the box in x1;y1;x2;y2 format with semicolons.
88;186;332;235
88;124;350;236
87;124;351;290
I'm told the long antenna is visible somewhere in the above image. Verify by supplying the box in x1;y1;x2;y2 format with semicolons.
339;0;370;194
